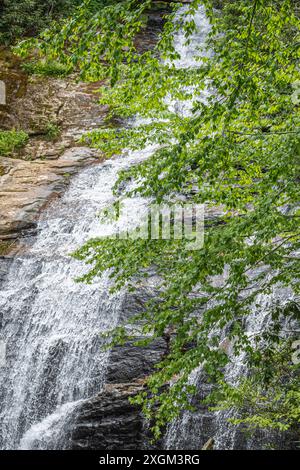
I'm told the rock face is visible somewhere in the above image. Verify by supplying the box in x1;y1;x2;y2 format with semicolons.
70;337;167;450
70;278;166;450
70;382;147;450
0;50;106;139
0;148;98;240
0;50;107;243
105;338;166;385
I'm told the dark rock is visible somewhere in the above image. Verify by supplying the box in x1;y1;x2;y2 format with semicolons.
69;281;167;450
106;338;166;384
0;256;13;287
70;382;147;450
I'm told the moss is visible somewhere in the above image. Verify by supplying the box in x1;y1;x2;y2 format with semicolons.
0;165;5;176
0;130;29;156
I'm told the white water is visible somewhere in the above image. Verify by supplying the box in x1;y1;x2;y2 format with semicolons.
166;5;211;115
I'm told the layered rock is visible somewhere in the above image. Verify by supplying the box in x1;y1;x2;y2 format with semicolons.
70;338;167;450
0;50;107;244
70;382;147;450
0;148;97;240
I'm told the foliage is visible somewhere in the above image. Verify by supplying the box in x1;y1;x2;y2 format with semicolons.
0;241;14;256
21;0;300;438
0;0;82;45
209;341;300;435
0;130;29;156
44;122;61;140
21;60;72;77
14;0;156;84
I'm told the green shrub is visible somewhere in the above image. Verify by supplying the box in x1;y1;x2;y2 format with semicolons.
45;122;61;140
0;130;29;156
21;60;72;78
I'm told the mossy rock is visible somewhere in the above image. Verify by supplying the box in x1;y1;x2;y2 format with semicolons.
0;240;13;256
0;164;6;176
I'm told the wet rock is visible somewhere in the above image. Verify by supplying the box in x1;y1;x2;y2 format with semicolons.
0;256;13;288
70;382;146;450
70;334;167;450
106;338;166;384
69;278;167;450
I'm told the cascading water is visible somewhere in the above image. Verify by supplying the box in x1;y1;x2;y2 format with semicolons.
0;147;154;450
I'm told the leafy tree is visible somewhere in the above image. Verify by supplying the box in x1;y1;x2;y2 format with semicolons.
17;0;300;439
0;0;82;44
209;339;300;437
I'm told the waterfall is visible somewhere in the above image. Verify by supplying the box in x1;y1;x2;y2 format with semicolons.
0;148;154;450
0;4;241;451
0;3;212;451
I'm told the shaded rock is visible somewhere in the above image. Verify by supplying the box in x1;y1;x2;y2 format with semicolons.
0;49;28;130
0;256;13;288
0;49;106;142
106;338;166;384
70;382;146;450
